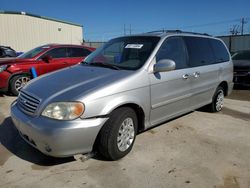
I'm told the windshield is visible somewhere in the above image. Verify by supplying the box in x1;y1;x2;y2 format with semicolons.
18;45;50;59
232;51;250;60
83;36;160;70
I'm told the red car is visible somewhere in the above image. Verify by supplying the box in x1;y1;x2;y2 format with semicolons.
0;44;95;95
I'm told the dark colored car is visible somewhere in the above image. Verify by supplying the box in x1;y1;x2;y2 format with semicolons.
0;46;17;58
0;44;95;95
232;50;250;87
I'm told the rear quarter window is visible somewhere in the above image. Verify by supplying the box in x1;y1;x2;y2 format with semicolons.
209;39;230;63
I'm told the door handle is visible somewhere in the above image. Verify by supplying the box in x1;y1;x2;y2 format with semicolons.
193;71;200;78
182;74;190;79
62;62;68;64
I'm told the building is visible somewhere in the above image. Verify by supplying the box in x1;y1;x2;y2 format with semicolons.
219;34;250;53
0;11;83;52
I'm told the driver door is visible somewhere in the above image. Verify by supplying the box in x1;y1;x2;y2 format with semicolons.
36;47;69;75
149;37;193;126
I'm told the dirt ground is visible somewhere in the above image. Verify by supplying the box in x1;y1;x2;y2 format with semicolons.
0;89;250;188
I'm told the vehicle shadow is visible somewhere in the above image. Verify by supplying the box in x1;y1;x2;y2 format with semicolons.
0;91;14;97
233;85;250;90
0;117;75;166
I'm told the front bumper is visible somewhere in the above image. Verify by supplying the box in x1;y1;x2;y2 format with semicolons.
0;71;11;90
11;101;108;157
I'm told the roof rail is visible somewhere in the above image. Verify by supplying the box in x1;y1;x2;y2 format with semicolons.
147;29;210;36
147;29;182;33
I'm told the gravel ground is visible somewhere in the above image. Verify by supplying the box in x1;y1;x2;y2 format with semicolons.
0;90;250;188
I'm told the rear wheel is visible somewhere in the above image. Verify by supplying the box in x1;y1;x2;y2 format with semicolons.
98;107;138;160
207;86;225;112
10;75;30;95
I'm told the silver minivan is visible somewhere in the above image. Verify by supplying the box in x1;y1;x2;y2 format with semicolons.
11;31;233;160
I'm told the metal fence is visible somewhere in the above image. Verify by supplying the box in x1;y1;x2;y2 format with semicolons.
219;34;250;53
83;42;105;49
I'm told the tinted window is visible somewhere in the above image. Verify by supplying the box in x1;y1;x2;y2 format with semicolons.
156;37;188;69
84;36;160;70
184;36;215;67
232;51;250;60
42;48;68;59
209;39;229;63
69;48;91;57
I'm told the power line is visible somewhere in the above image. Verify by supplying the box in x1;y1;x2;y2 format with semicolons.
179;18;247;29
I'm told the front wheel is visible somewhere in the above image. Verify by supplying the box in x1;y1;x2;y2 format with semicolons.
98;107;138;160
10;75;30;95
207;86;225;112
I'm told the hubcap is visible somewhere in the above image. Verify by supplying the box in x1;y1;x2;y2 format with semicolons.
15;76;30;91
216;90;224;111
117;117;135;152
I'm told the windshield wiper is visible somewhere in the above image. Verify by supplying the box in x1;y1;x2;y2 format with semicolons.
84;62;121;70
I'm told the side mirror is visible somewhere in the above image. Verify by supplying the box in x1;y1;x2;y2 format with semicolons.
154;59;176;73
42;55;52;63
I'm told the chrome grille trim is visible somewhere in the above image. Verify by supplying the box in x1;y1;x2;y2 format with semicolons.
17;91;41;116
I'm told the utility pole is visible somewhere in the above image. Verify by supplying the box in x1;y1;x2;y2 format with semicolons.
240;18;247;35
124;24;132;35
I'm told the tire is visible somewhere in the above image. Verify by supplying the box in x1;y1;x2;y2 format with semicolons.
98;107;138;160
207;86;225;112
10;75;30;96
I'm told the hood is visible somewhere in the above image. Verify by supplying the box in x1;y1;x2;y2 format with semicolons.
23;64;134;102
0;57;34;66
233;60;250;70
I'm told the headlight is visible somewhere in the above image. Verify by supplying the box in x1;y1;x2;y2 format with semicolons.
42;102;85;120
0;65;8;73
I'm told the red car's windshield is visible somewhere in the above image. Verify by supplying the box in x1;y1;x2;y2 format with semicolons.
18;45;50;59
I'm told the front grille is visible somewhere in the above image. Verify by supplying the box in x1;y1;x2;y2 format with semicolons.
17;91;41;116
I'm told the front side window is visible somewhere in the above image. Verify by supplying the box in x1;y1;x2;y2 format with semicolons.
83;36;160;70
156;37;188;69
184;36;215;67
40;48;68;59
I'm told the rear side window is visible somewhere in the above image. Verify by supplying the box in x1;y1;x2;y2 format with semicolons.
183;36;215;67
69;48;91;57
209;39;229;63
156;37;188;69
41;47;68;58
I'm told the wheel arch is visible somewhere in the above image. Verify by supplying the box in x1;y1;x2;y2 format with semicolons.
218;81;228;96
8;72;31;87
111;103;145;133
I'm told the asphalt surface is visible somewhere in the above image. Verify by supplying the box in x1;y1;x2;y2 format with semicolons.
0;89;250;188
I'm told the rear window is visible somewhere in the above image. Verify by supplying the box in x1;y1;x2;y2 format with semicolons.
183;36;215;67
209;39;230;63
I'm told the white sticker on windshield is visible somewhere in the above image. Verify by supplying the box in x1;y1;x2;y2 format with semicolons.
125;44;144;49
